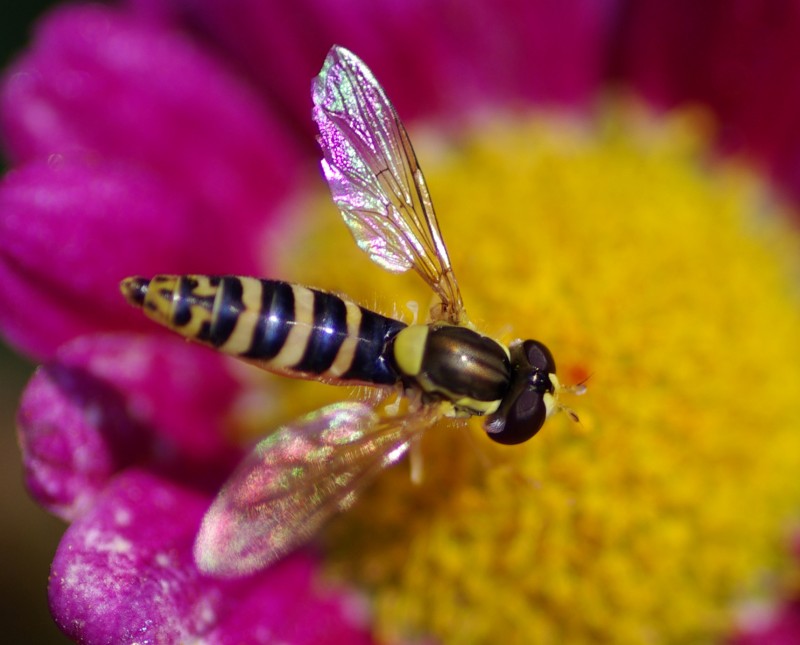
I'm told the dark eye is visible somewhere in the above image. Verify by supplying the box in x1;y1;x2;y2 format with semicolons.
483;339;555;445
522;340;555;375
484;388;547;445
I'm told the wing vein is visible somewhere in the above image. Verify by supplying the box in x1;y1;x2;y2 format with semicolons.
312;46;465;323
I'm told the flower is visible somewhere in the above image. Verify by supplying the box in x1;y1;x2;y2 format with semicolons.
2;1;800;644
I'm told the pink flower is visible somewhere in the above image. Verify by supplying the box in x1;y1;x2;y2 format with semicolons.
1;1;613;642
5;1;800;642
733;601;800;645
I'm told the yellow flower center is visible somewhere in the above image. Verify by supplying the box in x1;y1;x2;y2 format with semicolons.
272;106;800;643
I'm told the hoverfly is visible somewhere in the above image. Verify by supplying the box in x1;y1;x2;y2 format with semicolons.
121;46;582;577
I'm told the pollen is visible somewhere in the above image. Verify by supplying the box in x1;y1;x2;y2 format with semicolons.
276;105;800;644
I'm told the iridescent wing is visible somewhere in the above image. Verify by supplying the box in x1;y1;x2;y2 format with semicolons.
312;45;465;324
194;401;439;576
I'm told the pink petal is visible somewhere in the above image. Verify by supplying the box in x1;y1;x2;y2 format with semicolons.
613;0;800;212
0;3;314;359
49;469;372;644
18;356;144;522
0;157;202;358
1;4;302;290
732;601;800;645
59;333;243;474
128;0;616;132
18;333;241;520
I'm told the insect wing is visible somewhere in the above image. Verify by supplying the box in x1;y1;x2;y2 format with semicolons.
194;401;436;576
312;46;464;323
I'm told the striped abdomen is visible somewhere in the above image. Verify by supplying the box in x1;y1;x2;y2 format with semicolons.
120;275;406;385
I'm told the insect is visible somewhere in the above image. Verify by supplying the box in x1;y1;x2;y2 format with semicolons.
121;45;582;577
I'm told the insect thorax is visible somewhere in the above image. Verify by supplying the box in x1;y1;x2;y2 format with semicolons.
390;324;512;416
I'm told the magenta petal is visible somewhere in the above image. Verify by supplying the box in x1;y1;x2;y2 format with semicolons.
1;2;302;268
0;157;202;358
128;0;616;131
17;357;145;522
613;1;800;210
733;602;800;645
18;333;241;519
58;334;242;474
49;470;372;644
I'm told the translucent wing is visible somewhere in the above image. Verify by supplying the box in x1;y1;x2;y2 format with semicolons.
312;45;465;324
194;401;438;576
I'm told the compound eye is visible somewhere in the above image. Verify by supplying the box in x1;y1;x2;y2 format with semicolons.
484;388;547;445
522;340;555;374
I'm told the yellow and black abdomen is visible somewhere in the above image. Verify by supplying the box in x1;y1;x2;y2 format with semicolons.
121;275;406;385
